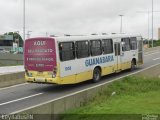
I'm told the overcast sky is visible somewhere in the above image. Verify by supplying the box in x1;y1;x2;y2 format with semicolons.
0;0;160;39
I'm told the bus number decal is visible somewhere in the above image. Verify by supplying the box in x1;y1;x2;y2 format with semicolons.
65;66;72;71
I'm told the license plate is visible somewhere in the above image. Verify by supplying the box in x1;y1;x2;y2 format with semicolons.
35;78;45;82
37;72;43;76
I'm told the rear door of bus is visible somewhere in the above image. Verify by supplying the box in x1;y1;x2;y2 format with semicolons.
114;42;121;71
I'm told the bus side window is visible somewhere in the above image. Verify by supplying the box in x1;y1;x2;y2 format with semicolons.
59;42;75;61
90;40;102;56
102;39;113;54
121;38;130;51
76;41;89;59
130;37;137;50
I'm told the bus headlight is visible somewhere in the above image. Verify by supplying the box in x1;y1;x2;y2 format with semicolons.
48;67;57;78
48;72;56;78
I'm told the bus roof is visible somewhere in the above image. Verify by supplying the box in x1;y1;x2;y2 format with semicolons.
26;33;142;42
53;33;142;42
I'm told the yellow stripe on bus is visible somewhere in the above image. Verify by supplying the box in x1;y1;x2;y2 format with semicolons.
25;62;132;84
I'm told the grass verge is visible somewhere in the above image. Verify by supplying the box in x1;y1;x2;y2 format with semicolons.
60;76;160;120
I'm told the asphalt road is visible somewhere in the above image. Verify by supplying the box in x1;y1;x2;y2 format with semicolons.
0;49;160;114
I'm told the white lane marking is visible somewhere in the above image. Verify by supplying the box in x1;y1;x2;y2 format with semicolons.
11;62;160;114
0;93;43;106
0;83;29;91
144;52;160;56
153;57;160;61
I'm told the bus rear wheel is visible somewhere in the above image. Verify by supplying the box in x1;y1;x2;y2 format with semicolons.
92;68;101;83
131;60;136;71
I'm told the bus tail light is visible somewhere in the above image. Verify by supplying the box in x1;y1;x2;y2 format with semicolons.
25;69;29;76
25;68;32;77
52;67;57;78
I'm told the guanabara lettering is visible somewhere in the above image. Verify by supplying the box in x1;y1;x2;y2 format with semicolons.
85;55;114;67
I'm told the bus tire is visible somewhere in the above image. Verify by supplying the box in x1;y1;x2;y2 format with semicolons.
131;59;136;71
92;67;101;83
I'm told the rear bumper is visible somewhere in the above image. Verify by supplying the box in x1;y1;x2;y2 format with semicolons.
25;75;61;84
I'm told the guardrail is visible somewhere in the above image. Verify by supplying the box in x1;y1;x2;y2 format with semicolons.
12;64;160;120
0;72;25;88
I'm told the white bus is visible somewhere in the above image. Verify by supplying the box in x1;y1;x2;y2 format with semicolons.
24;34;143;84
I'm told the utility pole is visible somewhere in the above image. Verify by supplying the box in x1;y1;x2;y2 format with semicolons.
151;0;154;48
119;15;124;33
23;0;26;41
